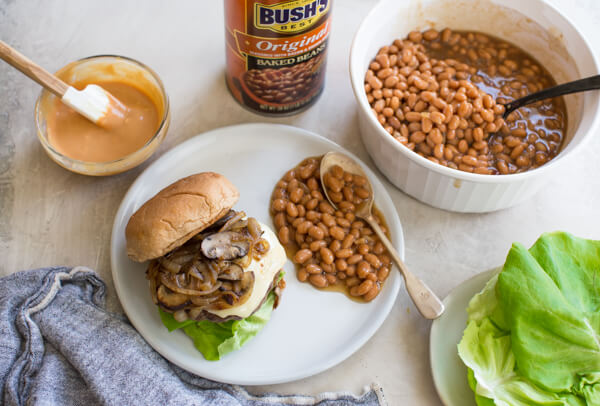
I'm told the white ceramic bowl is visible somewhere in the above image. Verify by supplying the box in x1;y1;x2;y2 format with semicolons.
350;0;600;213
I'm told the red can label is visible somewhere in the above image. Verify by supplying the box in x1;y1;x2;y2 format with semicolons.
225;0;332;115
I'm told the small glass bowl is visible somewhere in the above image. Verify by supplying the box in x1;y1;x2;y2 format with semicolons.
35;55;170;176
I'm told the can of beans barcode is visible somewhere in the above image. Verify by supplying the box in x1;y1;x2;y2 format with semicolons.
224;0;332;116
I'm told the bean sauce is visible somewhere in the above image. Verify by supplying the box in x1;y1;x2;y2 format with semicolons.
364;28;567;175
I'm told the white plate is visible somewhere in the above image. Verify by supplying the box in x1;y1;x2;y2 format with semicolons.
429;269;499;405
110;123;404;385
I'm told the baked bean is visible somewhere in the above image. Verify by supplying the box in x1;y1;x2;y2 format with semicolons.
363;284;380;302
338;201;355;212
274;212;286;229
335;248;353;259
342;234;355;249
335;258;348;272
356;279;375;296
306;211;320;222
380;254;391;266
308;264;324;275
347;254;363;265
423;29;439;41
307;177;319;190
330;226;345;240
325;174;343;193
308;226;325;240
430;111;445;125
364;253;382;269
311;190;324;200
278;226;290;245
330;239;342;252
377;266;390;281
342;186;354;202
357;244;369;255
322;212;336;227
320;247;335;264
286;202;298;217
309;274;328;288
296;220;311;234
294;249;312;264
310;240;326;252
272;198;286;212
299;163;317;179
357;261;371;278
366;273;377;282
326;274;338;284
336;217;351;228
330;165;343;178
297;268;309;282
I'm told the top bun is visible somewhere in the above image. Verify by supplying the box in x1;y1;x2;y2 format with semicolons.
125;172;239;262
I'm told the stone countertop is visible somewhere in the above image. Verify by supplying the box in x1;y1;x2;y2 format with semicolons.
1;0;599;404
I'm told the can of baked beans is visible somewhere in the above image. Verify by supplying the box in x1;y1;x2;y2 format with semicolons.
224;0;332;115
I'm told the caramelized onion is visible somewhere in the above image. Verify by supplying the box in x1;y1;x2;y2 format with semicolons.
160;272;222;296
219;211;246;232
219;263;244;280
158;257;181;274
169;253;195;264
190;295;219;307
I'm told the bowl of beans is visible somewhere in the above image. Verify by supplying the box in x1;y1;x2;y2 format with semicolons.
349;0;600;212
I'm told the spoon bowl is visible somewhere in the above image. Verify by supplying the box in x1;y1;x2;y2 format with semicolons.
320;151;445;319
319;152;374;218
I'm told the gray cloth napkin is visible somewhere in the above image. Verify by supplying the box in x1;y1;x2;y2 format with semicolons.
0;266;386;406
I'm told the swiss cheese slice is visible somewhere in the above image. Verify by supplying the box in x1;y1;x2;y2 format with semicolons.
207;221;286;319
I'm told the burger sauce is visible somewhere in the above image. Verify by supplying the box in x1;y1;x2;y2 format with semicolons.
46;81;159;163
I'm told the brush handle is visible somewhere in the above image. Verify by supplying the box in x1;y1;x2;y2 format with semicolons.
0;40;69;97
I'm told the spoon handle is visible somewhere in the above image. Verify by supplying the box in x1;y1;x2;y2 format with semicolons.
503;74;600;118
364;214;445;319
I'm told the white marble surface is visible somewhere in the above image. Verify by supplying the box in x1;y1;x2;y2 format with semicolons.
1;0;599;404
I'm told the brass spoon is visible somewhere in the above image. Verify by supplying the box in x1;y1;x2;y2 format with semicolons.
320;151;445;319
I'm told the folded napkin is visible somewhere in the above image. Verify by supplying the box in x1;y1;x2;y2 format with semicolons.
0;267;386;406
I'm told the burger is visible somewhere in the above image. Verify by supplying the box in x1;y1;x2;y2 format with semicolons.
125;172;286;360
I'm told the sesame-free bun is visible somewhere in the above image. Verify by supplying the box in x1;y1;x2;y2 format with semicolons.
125;172;239;262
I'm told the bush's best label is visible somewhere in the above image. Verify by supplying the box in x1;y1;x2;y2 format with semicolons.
255;0;330;33
225;0;332;115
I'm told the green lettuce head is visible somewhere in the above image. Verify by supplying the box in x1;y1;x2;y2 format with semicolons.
458;232;600;406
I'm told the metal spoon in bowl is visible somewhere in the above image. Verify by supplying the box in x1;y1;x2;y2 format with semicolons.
502;74;600;118
320;152;445;319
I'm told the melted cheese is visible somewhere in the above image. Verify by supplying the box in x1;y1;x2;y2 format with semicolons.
207;221;286;319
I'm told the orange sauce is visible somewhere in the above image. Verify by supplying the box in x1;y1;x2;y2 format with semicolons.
46;81;159;163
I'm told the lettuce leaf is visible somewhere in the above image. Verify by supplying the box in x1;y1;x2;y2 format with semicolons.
458;232;600;405
160;291;276;361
